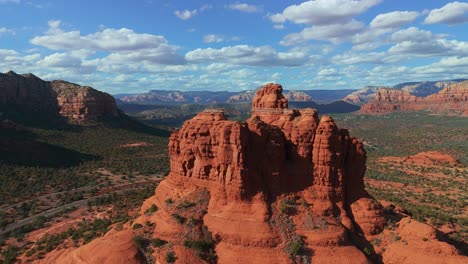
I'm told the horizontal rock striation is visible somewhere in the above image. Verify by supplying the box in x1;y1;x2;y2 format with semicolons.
361;81;468;115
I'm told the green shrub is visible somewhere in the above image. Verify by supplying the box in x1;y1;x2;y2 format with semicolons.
172;214;185;224
151;238;167;248
133;236;145;249
363;247;371;256
287;238;303;259
132;223;143;229
165;251;177;263
176;200;195;209
145;204;158;215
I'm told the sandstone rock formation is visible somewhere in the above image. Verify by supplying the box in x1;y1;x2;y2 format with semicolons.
395;80;465;97
226;90;255;103
228;89;313;104
361;81;468;115
0;71;58;113
0;71;119;123
343;86;384;105
130;83;387;263
284;90;313;102
51;80;119;122
54;83;467;264
345;80;467;106
39;230;144;264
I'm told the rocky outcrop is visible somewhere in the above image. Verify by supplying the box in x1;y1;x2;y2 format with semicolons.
130;83;388;263
345;80;467;106
343;86;384;105
0;71;119;123
284;90;313;102
0;71;58;112
227;90;255;103
56;83;467;263
395;80;465;97
51;80;119;122
361;82;468;115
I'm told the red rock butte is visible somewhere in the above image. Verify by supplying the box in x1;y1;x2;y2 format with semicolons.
0;71;119;123
143;82;387;263
361;81;468;115
52;83;467;264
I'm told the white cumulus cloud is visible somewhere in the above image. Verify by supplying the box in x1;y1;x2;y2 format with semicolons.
270;0;382;25
186;45;310;67
281;20;364;45
424;1;468;25
370;11;420;28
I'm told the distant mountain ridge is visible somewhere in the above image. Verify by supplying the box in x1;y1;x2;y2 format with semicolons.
344;79;467;105
118;88;357;105
361;81;468;115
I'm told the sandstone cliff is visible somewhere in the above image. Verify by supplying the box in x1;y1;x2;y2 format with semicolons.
361;81;468;115
343;86;384;105
0;71;119;123
51;80;119;122
226;90;255;103
395;80;464;97
53;83;467;264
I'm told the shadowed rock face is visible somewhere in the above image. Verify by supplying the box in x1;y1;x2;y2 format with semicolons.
0;71;119;123
361;81;468;115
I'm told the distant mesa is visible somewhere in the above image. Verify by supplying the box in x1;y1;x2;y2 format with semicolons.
343;79;467;106
54;83;467;263
361;81;468;115
0;71;120;124
343;86;384;105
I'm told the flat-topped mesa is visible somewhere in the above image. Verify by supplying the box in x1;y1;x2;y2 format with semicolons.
361;82;468;115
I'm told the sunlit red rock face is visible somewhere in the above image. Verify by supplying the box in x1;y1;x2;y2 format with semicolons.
132;83;389;263
54;83;467;264
0;71;119;123
361;81;468;115
51;80;119;123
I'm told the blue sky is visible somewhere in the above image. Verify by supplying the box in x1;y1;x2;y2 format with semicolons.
0;0;467;93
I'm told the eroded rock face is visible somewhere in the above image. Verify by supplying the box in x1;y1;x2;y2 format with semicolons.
252;83;288;109
0;71;119;123
133;83;390;263
361;82;468;115
284;90;313;102
51;80;119;123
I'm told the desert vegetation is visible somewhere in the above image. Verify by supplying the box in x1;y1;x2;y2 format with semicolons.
334;112;468;254
0;119;170;263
